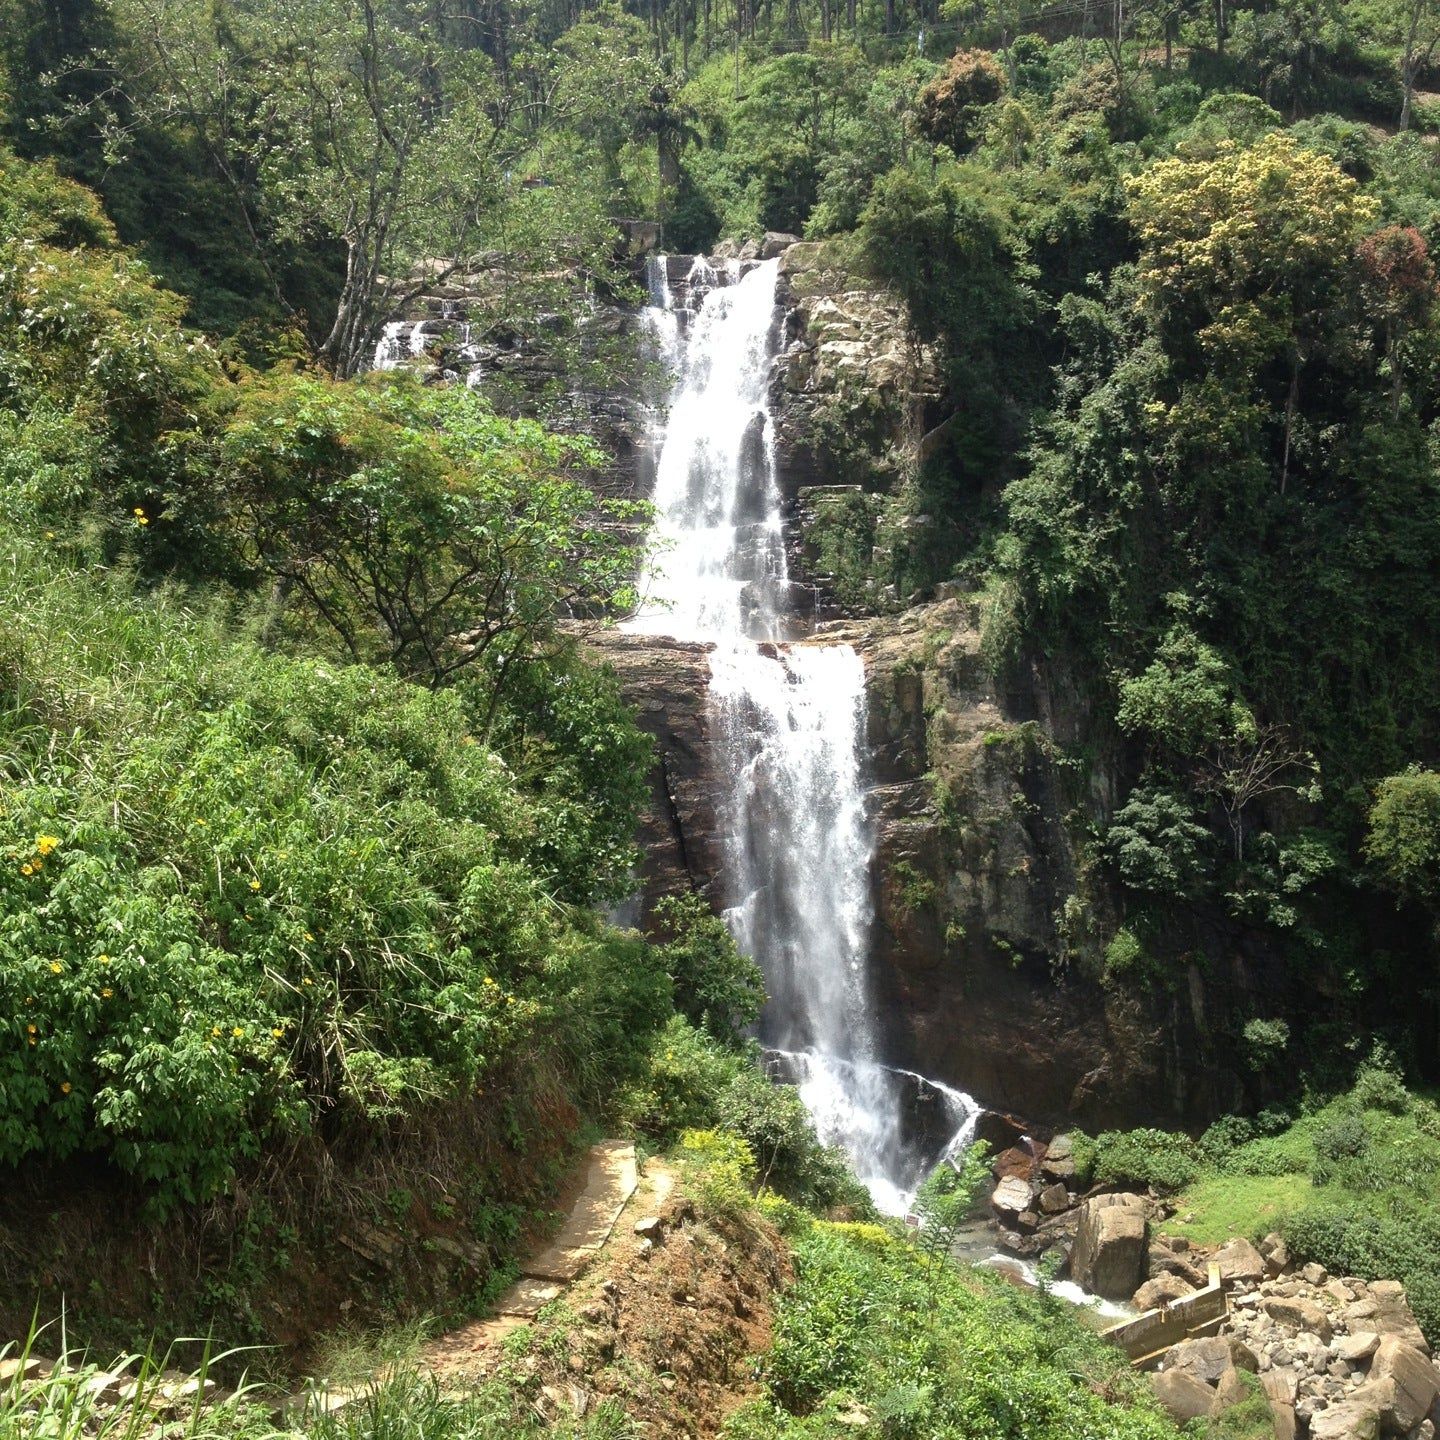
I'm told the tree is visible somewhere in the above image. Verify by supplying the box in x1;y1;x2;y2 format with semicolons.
913;48;1005;156
1356;224;1438;417
1356;0;1440;129
215;372;646;716
1196;723;1317;862
1365;768;1440;908
101;0;519;376
1127;134;1378;490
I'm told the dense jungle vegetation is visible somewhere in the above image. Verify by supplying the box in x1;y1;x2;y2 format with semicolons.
0;0;1439;1426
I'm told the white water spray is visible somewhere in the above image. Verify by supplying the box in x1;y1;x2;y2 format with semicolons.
630;256;978;1212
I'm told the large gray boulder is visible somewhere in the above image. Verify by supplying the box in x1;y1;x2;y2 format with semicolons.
760;231;802;260
1262;1296;1334;1343
1370;1336;1440;1433
1133;1273;1196;1311
1071;1193;1148;1300
991;1175;1032;1223
1151;1369;1215;1425
1371;1280;1432;1354
1308;1386;1383;1440
1211;1235;1267;1287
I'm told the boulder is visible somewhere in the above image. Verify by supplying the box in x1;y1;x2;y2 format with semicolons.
992;1176;1033;1221
1071;1193;1148;1301
760;231;802;260
1259;1232;1289;1273
1038;1183;1072;1215
1269;1399;1298;1440
1308;1386;1383;1440
1371;1281;1432;1355
1262;1296;1334;1343
1151;1369;1217;1425
1334;1331;1381;1364
1370;1337;1440;1433
1165;1337;1257;1385
1133;1273;1197;1311
1212;1236;1268;1287
1149;1249;1210;1288
994;1145;1042;1182
1214;1365;1249;1410
1261;1370;1300;1406
1040;1134;1077;1182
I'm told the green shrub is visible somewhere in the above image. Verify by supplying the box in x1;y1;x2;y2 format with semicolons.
735;1219;1180;1437
0;552;670;1209
652;892;764;1041
1091;1128;1202;1192
1283;1205;1440;1344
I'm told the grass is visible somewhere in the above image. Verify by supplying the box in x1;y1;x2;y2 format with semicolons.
1160;1174;1317;1247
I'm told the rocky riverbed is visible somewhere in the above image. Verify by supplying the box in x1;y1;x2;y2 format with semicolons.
982;1146;1439;1439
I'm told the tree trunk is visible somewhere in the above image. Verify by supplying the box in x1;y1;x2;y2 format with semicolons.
1279;359;1299;495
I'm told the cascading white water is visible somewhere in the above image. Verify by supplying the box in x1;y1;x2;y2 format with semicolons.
630;255;978;1213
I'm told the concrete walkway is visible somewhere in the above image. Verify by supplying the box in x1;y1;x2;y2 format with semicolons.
426;1140;639;1364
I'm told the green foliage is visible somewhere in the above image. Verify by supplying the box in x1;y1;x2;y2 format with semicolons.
617;1017;868;1210
0;549;669;1208
1364;767;1440;907
1241;1018;1291;1069
727;1219;1179;1438
911;1142;992;1289
1106;785;1213;898
652;892;765;1040
212;371;646;695
1090;1128;1202;1192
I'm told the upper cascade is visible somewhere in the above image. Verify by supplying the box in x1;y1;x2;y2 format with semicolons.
628;257;791;644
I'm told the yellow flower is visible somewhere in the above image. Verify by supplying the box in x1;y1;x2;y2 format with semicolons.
271;1027;284;1039
44;531;55;541
248;878;261;891
133;507;145;517
98;954;110;965
303;932;314;943
302;977;314;987
60;1082;71;1095
19;863;32;876
101;988;113;999
48;961;62;974
26;1024;36;1035
212;1026;221;1038
136;516;149;526
231;1026;244;1038
35;836;59;856
194;818;206;827
31;859;41;871
27;1037;35;1047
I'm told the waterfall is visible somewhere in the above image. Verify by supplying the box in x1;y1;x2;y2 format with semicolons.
630;256;978;1213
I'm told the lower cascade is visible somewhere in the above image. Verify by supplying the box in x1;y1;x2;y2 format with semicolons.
629;254;977;1213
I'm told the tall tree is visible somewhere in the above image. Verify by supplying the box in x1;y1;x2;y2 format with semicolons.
101;0;520;375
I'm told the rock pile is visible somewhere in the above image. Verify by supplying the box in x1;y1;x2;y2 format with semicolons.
1220;1260;1437;1438
984;1152;1440;1438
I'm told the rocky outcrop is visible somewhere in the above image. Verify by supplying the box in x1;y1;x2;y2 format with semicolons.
577;628;724;917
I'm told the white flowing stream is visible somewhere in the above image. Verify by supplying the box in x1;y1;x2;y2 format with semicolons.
628;256;979;1213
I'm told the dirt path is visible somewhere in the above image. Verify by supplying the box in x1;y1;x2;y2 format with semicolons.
424;1140;648;1373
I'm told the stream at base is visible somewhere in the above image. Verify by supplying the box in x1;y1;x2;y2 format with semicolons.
626;255;978;1215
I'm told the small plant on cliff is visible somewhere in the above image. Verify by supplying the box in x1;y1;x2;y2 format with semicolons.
653;892;765;1042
